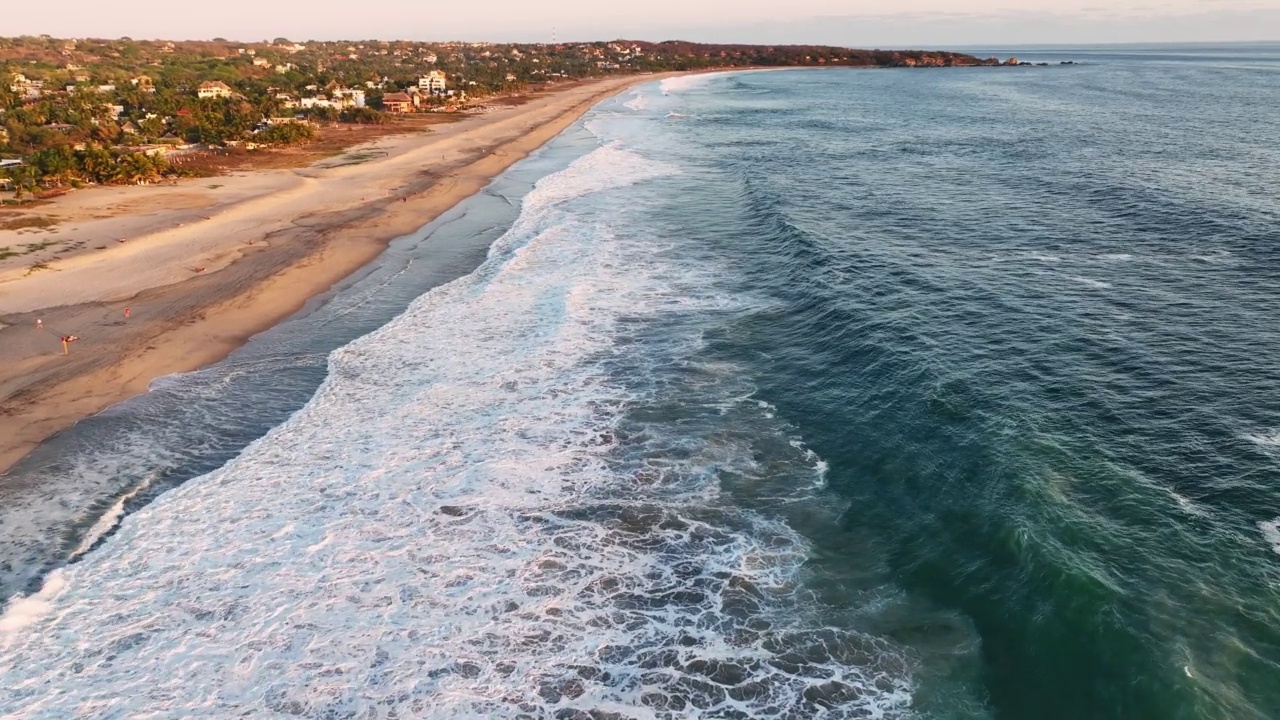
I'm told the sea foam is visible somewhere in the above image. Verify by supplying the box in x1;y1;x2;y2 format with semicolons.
1260;520;1280;557
622;88;648;111
660;74;716;95
0;138;911;718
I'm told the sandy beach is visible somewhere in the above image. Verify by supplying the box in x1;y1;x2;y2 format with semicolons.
0;74;666;475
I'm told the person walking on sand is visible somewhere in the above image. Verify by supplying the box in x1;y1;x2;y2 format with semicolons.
124;307;131;319
61;336;69;355
35;318;42;330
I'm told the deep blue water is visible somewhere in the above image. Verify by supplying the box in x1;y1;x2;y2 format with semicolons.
2;46;1279;719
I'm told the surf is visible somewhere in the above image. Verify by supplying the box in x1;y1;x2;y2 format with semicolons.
0;107;914;718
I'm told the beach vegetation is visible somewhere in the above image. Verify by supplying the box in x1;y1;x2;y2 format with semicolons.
256;121;314;146
0;215;57;231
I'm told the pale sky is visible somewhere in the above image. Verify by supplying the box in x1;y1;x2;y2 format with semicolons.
4;0;1277;45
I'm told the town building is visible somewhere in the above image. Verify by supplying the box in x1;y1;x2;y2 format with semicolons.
382;92;413;113
418;71;447;94
197;80;235;99
331;88;366;108
9;74;43;99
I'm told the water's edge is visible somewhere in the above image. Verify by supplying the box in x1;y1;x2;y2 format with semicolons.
0;118;606;607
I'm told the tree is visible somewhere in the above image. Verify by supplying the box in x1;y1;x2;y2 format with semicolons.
9;165;38;199
29;145;75;185
257;121;314;145
302;105;338;123
139;115;165;138
340;107;382;124
77;145;114;183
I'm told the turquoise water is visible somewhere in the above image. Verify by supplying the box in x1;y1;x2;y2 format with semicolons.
2;46;1279;718
649;51;1280;718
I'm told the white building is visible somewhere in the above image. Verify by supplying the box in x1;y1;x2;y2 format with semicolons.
9;73;43;98
331;88;366;108
197;80;235;99
418;70;447;94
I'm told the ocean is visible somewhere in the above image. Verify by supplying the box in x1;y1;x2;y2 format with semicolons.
2;45;1279;719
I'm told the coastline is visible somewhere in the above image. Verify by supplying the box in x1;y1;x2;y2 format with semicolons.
0;73;677;476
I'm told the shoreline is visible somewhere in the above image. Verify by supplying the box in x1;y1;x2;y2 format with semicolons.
0;73;679;476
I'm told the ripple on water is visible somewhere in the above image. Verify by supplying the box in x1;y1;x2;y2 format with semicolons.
0;140;914;718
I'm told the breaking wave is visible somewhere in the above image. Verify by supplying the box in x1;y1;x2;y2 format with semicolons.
0;137;913;717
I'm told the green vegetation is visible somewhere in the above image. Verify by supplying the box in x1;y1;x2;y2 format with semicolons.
1;35;989;191
255;121;314;145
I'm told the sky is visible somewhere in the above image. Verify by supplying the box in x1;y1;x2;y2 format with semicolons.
4;0;1278;45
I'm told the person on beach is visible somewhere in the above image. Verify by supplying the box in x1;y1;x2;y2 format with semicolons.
35;318;42;330
124;307;131;319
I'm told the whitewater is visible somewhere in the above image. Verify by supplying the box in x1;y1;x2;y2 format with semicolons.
7;50;1280;720
0;88;911;718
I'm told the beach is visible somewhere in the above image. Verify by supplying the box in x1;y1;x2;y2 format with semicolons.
3;49;1280;719
0;74;663;475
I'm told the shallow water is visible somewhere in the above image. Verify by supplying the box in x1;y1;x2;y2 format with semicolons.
3;46;1280;719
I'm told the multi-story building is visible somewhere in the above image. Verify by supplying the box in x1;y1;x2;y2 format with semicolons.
331;88;366;108
417;71;447;94
382;92;413;113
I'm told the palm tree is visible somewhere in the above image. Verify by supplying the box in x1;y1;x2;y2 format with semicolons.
77;145;114;183
10;165;38;200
